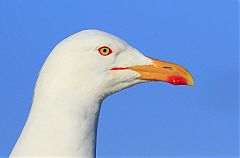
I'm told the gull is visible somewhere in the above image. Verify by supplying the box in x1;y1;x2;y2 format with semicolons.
10;30;194;157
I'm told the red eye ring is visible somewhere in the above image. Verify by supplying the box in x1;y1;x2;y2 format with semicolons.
98;46;112;56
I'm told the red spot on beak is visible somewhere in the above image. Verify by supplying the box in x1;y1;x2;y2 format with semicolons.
111;67;129;70
168;76;188;85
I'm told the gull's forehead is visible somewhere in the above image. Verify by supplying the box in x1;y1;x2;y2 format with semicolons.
68;30;128;49
77;30;123;41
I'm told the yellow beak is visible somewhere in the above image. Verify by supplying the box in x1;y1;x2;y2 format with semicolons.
129;57;194;86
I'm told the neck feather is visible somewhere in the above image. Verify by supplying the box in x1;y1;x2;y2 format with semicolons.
11;80;102;157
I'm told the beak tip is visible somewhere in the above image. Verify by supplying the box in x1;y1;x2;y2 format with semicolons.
188;82;194;87
187;76;194;87
168;75;194;86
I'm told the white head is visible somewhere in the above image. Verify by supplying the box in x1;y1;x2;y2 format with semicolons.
36;30;193;101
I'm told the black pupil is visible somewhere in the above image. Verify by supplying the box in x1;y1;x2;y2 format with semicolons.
102;48;107;53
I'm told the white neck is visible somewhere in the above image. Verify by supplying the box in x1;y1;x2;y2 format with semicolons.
11;74;103;158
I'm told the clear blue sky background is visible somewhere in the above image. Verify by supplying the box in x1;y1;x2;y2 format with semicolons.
0;0;238;157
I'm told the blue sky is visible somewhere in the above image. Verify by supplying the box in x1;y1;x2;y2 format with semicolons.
0;0;238;157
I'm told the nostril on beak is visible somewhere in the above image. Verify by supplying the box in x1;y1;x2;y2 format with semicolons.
163;66;173;70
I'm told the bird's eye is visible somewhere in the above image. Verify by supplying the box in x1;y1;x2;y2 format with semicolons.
98;46;112;56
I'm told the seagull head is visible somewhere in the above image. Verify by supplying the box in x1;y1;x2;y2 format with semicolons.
41;30;194;98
